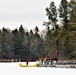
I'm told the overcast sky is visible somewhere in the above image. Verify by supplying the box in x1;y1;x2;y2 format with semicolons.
0;0;70;31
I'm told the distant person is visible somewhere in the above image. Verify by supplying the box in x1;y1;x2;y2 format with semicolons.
26;59;28;65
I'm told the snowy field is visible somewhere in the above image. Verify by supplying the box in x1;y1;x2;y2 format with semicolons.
0;62;76;75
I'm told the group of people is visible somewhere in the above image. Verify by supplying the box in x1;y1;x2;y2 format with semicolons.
25;57;58;66
39;57;51;66
39;57;50;61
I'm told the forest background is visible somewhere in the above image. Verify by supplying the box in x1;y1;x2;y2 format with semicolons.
0;0;76;61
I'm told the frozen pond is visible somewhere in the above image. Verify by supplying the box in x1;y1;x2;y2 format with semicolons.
0;62;76;75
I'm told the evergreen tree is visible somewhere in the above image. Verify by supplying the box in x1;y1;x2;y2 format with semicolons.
0;30;2;58
19;25;26;60
1;27;12;59
26;27;45;60
69;0;76;23
35;26;39;34
25;32;30;59
59;0;69;29
29;30;33;35
43;1;58;31
12;29;21;59
2;27;7;59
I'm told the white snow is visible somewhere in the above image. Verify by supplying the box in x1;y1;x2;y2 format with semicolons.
0;62;76;75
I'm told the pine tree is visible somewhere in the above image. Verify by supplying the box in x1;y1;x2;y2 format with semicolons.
43;1;58;31
35;26;39;34
1;27;12;59
19;25;26;59
59;0;69;29
12;29;21;59
69;0;76;23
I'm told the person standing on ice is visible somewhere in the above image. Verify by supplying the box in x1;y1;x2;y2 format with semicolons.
26;59;28;65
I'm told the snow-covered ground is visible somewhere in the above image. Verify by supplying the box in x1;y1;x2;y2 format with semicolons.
0;62;76;75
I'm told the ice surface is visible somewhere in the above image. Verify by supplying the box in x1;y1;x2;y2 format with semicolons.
0;62;76;75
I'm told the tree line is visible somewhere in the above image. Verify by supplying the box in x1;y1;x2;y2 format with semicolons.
0;25;45;61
